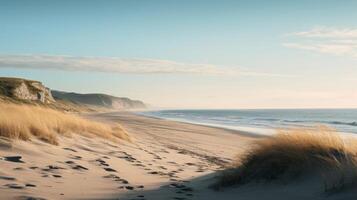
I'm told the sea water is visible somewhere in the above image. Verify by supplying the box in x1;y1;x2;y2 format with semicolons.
139;109;357;135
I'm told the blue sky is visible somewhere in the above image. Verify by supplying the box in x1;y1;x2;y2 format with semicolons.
1;0;357;108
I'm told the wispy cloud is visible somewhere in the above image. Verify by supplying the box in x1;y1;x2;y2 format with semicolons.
0;54;292;77
0;54;226;75
284;27;357;58
293;27;357;38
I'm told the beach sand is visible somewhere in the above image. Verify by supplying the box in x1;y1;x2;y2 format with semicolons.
1;112;355;200
0;112;254;200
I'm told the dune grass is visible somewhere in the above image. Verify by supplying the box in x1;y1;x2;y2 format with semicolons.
0;102;130;145
214;126;357;192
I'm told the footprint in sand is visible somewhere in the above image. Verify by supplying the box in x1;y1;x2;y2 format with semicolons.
64;160;89;171
25;183;36;187
41;165;65;177
103;174;119;179
158;166;167;170
72;165;89;171
4;183;25;189
95;158;120;173
63;147;77;152
167;172;178;178
185;163;195;166
103;167;117;172
95;158;106;164
153;155;162;160
120;179;129;184
2;156;24;163
118;155;136;163
133;163;145;167
43;165;65;171
29;166;39;170
125;186;134;190
0;176;16;181
68;155;82;160
103;174;128;184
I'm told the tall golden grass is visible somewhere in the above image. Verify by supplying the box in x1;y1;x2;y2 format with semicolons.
215;126;357;192
0;102;130;145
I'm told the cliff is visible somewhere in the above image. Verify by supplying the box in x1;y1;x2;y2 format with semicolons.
0;77;146;110
0;77;55;103
51;91;146;109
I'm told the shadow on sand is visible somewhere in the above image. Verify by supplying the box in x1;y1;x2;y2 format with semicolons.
87;169;357;200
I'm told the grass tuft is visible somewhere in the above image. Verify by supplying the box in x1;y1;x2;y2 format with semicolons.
214;126;357;193
0;102;130;145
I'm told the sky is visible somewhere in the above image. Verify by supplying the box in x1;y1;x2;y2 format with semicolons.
1;0;357;109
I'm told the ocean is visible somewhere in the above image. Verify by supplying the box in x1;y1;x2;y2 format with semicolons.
139;109;357;135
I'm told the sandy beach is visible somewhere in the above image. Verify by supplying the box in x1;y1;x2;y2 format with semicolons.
2;111;357;200
2;1;356;199
0;112;256;200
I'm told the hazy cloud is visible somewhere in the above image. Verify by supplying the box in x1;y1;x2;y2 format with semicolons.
284;27;357;57
0;54;292;77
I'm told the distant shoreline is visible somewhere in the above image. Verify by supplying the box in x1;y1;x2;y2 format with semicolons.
135;109;357;137
135;110;275;136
